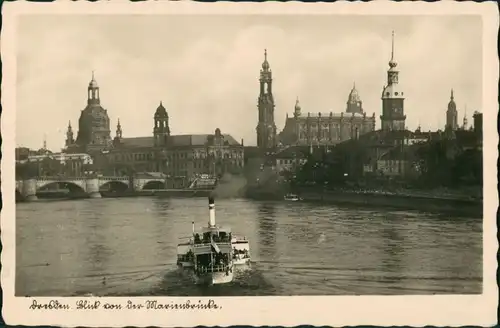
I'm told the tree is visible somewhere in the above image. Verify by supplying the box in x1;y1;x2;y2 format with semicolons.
16;161;39;179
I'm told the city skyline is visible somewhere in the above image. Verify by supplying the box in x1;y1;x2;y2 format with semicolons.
16;14;482;151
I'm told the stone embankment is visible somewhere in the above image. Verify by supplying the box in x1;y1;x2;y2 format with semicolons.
246;185;483;217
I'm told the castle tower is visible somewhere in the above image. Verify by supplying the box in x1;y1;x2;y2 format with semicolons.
346;82;363;114
153;101;170;147
446;89;458;131
65;121;74;147
256;49;277;149
294;97;301;118
381;31;406;131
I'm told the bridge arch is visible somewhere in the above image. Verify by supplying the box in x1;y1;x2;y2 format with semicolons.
142;180;165;190
99;180;129;192
37;181;86;193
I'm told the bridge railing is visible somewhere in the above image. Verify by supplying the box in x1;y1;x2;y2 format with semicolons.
32;176;130;181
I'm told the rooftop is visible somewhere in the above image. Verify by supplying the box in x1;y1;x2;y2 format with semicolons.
117;133;242;149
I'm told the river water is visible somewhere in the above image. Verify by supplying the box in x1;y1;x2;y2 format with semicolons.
16;197;482;296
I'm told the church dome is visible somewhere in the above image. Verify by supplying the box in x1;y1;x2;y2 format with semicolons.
348;83;361;103
155;101;168;117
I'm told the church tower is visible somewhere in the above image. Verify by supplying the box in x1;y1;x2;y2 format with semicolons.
294;97;301;118
256;49;277;149
65;121;74;147
88;71;100;105
346;82;363;114
381;31;406;131
446;89;458;131
116;119;123;139
463;106;468;130
75;72;112;151
153;101;170;147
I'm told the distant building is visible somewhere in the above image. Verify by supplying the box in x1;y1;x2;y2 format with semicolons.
271;146;308;173
16;152;92;177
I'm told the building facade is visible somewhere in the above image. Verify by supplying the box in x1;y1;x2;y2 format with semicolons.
279;87;377;147
256;50;277;150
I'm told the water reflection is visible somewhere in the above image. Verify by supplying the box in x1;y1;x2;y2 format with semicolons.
81;201;113;275
256;202;277;261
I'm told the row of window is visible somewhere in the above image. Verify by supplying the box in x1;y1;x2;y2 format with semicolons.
299;123;372;131
277;159;306;165
109;150;244;162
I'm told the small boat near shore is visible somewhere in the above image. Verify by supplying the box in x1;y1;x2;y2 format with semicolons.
176;196;251;285
284;193;302;201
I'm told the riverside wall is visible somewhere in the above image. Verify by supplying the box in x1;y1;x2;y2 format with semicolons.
245;186;483;217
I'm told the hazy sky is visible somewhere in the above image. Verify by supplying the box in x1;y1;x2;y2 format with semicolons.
16;14;482;151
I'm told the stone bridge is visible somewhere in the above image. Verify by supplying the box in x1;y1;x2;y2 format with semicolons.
16;176;167;201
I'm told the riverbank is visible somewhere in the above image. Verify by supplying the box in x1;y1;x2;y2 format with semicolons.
245;185;483;217
16;188;214;203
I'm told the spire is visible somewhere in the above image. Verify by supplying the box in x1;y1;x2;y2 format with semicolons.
262;49;270;71
450;88;454;100
43;134;47;150
391;30;395;61
389;30;397;69
116;118;122;139
294;96;301;118
68;120;72;130
89;70;98;88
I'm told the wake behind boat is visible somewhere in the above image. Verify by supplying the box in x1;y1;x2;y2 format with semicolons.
176;196;251;285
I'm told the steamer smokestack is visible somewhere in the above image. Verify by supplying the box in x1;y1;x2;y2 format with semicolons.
208;196;216;227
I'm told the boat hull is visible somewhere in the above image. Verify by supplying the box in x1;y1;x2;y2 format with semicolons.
234;258;251;266
194;269;234;285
